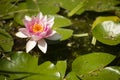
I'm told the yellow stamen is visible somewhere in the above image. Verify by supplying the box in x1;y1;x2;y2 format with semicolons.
32;24;43;33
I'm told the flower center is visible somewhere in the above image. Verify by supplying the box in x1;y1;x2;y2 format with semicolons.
32;23;43;33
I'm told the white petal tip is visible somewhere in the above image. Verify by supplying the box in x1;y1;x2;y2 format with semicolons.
16;32;28;38
38;39;47;54
26;40;37;53
42;50;47;54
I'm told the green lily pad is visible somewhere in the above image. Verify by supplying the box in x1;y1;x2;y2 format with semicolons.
0;51;60;80
65;72;80;80
57;0;119;16
56;60;67;79
92;16;120;29
84;0;119;12
26;0;59;15
72;52;115;76
53;15;72;28
82;66;120;80
55;28;73;40
53;15;73;40
92;21;120;45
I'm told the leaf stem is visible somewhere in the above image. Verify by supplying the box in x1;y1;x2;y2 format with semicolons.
73;33;88;37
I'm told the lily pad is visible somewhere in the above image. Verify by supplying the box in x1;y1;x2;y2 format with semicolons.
72;52;115;76
65;72;80;80
92;16;120;29
0;51;60;80
53;15;72;28
92;21;120;45
57;0;120;16
56;60;67;79
55;28;73;40
82;66;120;80
84;0;119;12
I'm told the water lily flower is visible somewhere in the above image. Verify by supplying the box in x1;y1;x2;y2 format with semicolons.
102;21;120;39
16;12;61;53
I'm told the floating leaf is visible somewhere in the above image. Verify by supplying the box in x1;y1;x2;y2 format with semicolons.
55;28;73;40
56;60;67;79
92;21;120;45
72;52;115;76
82;66;120;80
14;0;60;25
92;16;120;29
26;0;59;15
84;0;120;12
57;0;85;16
0;52;60;80
53;15;72;28
65;72;80;80
57;0;120;16
0;29;14;52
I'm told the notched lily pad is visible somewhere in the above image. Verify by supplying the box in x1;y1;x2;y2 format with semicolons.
72;52;115;76
0;51;61;80
82;66;120;80
92;21;120;45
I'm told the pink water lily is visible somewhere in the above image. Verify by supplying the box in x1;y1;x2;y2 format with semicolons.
16;12;61;53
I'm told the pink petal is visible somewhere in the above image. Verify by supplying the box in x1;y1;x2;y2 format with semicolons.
46;30;56;37
19;28;30;37
26;39;37;53
23;19;32;29
38;39;47;53
16;32;28;38
31;35;42;41
47;33;61;40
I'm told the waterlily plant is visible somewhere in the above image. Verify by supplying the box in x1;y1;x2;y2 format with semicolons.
16;12;61;53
